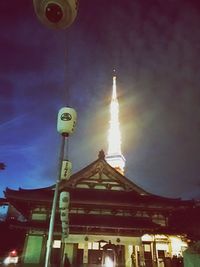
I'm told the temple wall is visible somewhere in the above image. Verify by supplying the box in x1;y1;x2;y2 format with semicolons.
20;232;187;267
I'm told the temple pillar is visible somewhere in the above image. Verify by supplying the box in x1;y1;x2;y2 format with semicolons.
139;244;145;267
124;244;132;267
135;246;139;267
83;241;88;264
152;239;158;267
64;243;74;265
131;246;137;267
168;239;173;256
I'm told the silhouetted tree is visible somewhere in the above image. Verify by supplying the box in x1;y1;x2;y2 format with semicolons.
0;163;6;170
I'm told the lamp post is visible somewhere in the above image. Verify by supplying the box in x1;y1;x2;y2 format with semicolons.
32;2;79;265
45;107;77;267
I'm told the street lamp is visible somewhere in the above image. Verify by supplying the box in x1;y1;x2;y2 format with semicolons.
45;107;77;267
33;0;79;29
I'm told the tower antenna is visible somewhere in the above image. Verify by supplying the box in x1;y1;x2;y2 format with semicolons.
105;72;125;174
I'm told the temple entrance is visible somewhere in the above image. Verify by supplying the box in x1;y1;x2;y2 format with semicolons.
102;249;116;266
73;240;127;266
102;241;125;267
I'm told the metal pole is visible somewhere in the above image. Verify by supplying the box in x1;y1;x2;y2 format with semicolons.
45;134;66;267
60;234;66;267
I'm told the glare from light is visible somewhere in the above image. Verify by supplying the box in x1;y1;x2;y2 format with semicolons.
106;75;125;173
4;256;19;265
169;236;188;255
141;234;153;242
107;76;122;156
105;256;114;267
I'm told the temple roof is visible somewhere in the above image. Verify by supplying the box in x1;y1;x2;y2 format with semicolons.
4;152;194;217
59;153;149;194
4;152;196;236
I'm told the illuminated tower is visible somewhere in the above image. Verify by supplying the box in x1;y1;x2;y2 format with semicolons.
105;73;125;174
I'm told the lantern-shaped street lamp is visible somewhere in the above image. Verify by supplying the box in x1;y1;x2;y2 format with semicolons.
45;107;77;267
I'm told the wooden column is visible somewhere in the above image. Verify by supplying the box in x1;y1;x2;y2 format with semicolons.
139;244;145;267
83;241;88;264
152;239;158;267
124;244;132;267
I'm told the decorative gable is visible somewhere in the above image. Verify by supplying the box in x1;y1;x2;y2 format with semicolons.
69;160;127;191
61;151;149;195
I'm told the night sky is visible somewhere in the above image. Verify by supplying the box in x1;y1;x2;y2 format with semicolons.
0;0;200;200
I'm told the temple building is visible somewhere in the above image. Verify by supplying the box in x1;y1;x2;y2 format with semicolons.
4;76;199;267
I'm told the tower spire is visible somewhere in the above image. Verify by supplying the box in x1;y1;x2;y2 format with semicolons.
105;72;125;174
